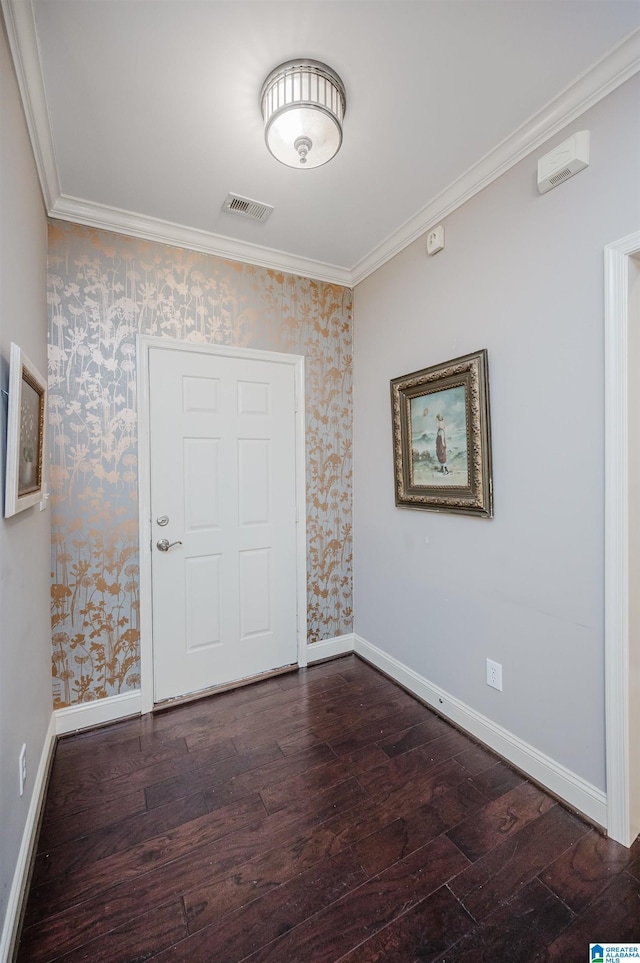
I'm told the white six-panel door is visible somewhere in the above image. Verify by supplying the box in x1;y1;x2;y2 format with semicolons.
146;342;301;702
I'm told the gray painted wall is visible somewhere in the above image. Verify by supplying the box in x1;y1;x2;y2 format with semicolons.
0;17;51;946
353;74;640;791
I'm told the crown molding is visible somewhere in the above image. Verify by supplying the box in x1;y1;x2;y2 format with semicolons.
350;27;640;286
1;0;59;210
4;0;639;289
49;194;353;286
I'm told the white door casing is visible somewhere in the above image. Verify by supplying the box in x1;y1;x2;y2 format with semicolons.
604;230;640;846
137;336;307;708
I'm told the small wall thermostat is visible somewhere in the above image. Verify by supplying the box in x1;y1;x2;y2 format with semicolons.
427;224;444;255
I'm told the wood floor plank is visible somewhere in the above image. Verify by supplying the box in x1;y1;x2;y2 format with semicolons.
229;686;411;755
302;688;420;737
155;673;294;723
36;788;147;852
627;853;640;883
251;776;368;825
180;807;372;933
180;769;466;935
144;742;283;810
274;660;352;688
350;803;448;877
466;758;525;799
337;659;393;686
239;835;470;963
21;774;368;949
51;733;189;783
222;741;338;802
539;825;639;913
356;736;470;798
19;900;187;963
24;793;267;927
337;743;390;772
328;703;430;757
446;780;556;861
536;872;640;960
323;759;469;852
432;878;574;963
179;684;391;753
336;883;476;963
259;755;363;814
181;676;351;752
45;737;235;815
428;777;491;829
52;726;141;768
108;736;238;793
153;850;368;963
450;803;589;920
31;790;211;888
452;741;502;775
376;715;453;758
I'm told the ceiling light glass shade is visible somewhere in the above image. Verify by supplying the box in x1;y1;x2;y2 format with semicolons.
261;60;346;169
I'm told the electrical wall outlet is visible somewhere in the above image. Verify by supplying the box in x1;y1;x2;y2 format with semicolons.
19;744;27;796
486;659;502;691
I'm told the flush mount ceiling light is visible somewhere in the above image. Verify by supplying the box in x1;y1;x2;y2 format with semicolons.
261;59;346;169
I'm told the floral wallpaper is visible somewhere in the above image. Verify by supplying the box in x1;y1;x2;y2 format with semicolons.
47;222;353;707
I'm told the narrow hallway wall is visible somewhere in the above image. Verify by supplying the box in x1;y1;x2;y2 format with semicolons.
48;224;353;706
0;16;50;947
353;74;640;792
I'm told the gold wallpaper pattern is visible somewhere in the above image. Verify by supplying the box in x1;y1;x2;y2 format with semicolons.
48;222;353;707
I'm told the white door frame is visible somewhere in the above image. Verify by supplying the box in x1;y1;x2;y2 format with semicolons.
605;230;640;845
137;335;308;714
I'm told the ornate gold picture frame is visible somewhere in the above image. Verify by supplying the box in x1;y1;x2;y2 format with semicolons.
390;349;493;517
4;342;47;517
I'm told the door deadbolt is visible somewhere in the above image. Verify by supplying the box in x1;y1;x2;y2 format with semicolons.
156;515;170;527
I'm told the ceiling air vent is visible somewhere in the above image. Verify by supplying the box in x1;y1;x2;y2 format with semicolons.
222;193;273;223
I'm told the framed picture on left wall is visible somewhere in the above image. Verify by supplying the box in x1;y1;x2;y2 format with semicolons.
4;342;47;517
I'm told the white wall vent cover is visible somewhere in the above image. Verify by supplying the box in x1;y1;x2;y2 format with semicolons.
537;131;590;194
222;193;274;222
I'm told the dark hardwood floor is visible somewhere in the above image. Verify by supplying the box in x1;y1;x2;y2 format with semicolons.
16;655;640;962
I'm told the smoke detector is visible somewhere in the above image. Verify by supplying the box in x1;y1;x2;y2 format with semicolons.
222;193;273;223
537;131;590;194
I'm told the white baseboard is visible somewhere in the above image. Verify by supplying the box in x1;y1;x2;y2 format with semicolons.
305;634;356;664
0;712;56;963
55;690;142;736
353;634;607;830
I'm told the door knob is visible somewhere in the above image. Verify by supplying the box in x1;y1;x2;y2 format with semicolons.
156;538;183;552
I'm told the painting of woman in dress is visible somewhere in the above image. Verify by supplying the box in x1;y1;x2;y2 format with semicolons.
435;413;448;474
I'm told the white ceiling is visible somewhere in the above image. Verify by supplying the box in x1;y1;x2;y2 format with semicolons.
4;1;640;285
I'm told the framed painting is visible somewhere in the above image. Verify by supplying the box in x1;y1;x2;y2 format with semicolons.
4;342;47;517
390;348;493;517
